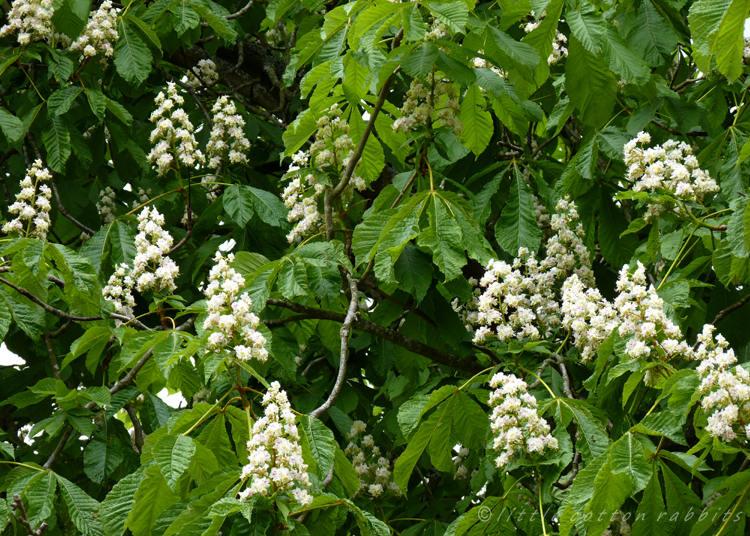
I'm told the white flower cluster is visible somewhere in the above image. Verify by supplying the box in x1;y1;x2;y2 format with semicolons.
202;252;268;362
132;187;152;209
471;52;508;79
147;82;205;176
69;0;119;58
521;17;567;65
452;444;470;480
455;197;592;345
344;421;401;497
563;262;693;376
97;187;116;223
239;382;313;507
489;372;558;468
282;106;366;243
184;59;219;89
131;207;179;293
695;325;750;442
206;96;250;169
393;73;462;136
744;37;750;64
0;0;54;45
102;263;136;317
2;160;53;239
624;132;719;221
425;18;447;41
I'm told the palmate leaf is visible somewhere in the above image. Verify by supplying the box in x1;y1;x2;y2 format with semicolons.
84;440;124;485
459;86;493;157
100;470;144;536
494;168;541;256
56;473;106;536
153;434;196;489
41;114;71;172
564;0;606;53
125;465;179;536
114;19;152;84
24;471;56;526
299;416;336;479
712;0;750;81
626;0;678;66
565;36;617;128
632;467;672;536
583;459;634;535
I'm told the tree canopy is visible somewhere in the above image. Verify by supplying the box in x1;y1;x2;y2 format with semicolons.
1;0;750;534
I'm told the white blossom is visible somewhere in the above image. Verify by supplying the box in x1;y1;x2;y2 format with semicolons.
130;207;179;294
97;186;117;223
147;82;205;176
344;421;401;497
102;263;136;318
202;252;268;363
624;133;719;222
206;96;250;169
456;197;592;344
0;0;54;45
70;1;119;58
239;382;312;507
183;59;219;89
393;72;462;137
489;372;558;467
2;160;53;240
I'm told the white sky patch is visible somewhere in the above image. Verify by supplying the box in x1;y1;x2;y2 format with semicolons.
158;388;187;409
0;343;24;366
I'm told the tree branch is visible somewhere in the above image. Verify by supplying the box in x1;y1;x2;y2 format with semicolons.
711;293;750;326
0;277;101;322
125;403;144;453
43;348;155;468
42;332;61;380
310;276;359;419
11;494;48;535
264;299;484;373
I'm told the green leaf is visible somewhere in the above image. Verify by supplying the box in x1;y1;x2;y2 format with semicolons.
24;471;56;526
402;43;440;79
86;89;107;122
299;416;336;479
153;434;196;489
627;0;678;66
48;86;82;116
418;194;467;281
101;470;144;536
565;0;606;53
348;110;385;183
609;432;651;493
393;244;432;303
632;467;672;536
660;462;702;535
56;473;106;536
713;0;750;81
105;98;134;126
459;86;493;157
604;26;651;86
41;114;71;172
224;184;255;226
125;465;179;536
0;295;11;343
495;169;541;256
583;459;634;536
565;36;617;128
84;440;124;485
334;447;360;497
197;412;237;467
428;2;468;34
114;19;152;85
191;0;238;41
0;108;23;142
490;27;540;68
598;193;638;267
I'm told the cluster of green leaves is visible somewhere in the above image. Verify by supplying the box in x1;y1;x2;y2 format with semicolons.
4;0;750;533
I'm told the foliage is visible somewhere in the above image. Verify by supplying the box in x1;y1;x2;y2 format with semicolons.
1;0;750;534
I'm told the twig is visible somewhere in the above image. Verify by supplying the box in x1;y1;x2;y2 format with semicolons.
673;77;705;92
265;299;483;373
0;277;101;322
528;358;556;390
330;29;404;202
302;356;327;377
42;332;61;380
43;348;155;468
359;280;435;327
650;119;707;138
310;276;359;418
709;294;750;328
226;0;253;18
554;354;574;399
264;313;317;327
125;403;144;453
11;494;48;535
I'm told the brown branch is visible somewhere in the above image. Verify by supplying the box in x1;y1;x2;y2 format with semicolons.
49;176;96;236
43;348;155;468
310;276;359;418
0;277;101;322
265;299;484;373
42;332;60;380
330;29;404;200
651;119;707;138
673;77;705;92
125;403;144;453
11;494;48;535
711;293;750;326
264;313;317;327
301;356;327;377
359;280;436;328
